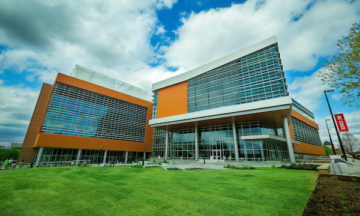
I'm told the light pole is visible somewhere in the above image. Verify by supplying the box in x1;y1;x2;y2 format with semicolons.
325;119;336;155
142;143;146;167
324;90;347;161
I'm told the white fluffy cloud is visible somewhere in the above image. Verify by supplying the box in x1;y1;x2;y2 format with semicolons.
0;0;178;142
0;84;38;142
288;70;328;110
0;0;177;89
165;0;360;72
1;0;358;89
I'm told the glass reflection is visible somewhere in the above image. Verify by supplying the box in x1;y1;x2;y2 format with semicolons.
170;129;195;159
41;82;148;142
151;122;290;162
199;125;235;160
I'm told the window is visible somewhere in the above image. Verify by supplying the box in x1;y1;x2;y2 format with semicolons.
41;82;148;142
187;44;288;112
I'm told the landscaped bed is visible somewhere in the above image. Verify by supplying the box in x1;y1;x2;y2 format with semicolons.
0;166;317;216
303;174;360;216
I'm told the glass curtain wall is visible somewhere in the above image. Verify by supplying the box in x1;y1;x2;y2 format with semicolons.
237;121;279;137
263;140;289;161
187;44;288;113
41;82;148;142
80;149;104;164
106;151;126;163
199;125;235;160
237;122;288;161
291;117;321;146
82;150;142;163
169;128;195;159
151;128;166;158
36;147;144;165
239;140;289;161
151;121;289;161
39;148;78;163
152;90;158;118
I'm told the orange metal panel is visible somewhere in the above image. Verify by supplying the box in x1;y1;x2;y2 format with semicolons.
34;133;152;152
144;103;153;151
18;83;53;163
157;81;188;118
293;142;326;156
291;110;319;130
288;118;295;140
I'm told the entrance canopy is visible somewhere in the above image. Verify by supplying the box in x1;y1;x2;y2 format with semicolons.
154;107;291;132
150;96;292;130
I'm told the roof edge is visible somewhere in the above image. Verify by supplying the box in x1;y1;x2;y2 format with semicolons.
55;73;153;106
153;35;278;91
150;95;291;127
71;64;152;102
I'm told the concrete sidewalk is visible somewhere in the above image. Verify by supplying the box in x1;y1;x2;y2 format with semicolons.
161;159;290;170
330;159;360;177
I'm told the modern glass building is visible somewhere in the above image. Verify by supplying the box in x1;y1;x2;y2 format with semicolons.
18;36;325;165
150;36;325;162
18;66;153;166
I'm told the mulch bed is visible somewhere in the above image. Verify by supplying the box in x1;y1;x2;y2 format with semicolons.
303;174;360;216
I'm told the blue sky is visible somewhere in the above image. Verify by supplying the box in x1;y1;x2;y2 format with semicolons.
0;0;359;147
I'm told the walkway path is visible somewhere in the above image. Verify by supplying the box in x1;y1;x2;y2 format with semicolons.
330;159;360;177
161;159;288;170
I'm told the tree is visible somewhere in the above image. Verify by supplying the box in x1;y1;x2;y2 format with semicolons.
322;143;332;156
5;148;20;160
0;148;20;161
341;133;359;153
318;22;360;107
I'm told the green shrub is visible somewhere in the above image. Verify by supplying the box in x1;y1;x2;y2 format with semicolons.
295;164;305;169
224;164;233;169
0;148;20;161
289;163;296;169
240;166;256;170
311;164;319;170
224;164;256;170
281;163;319;171
167;167;181;170
77;162;89;167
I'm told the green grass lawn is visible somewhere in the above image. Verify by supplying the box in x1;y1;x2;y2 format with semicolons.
0;166;318;216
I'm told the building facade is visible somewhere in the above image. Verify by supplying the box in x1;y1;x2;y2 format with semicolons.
18;37;325;165
150;36;325;163
18;66;153;165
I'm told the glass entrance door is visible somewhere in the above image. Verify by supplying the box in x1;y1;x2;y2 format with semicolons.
212;150;221;160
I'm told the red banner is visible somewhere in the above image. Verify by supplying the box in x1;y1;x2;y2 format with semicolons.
334;113;349;132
